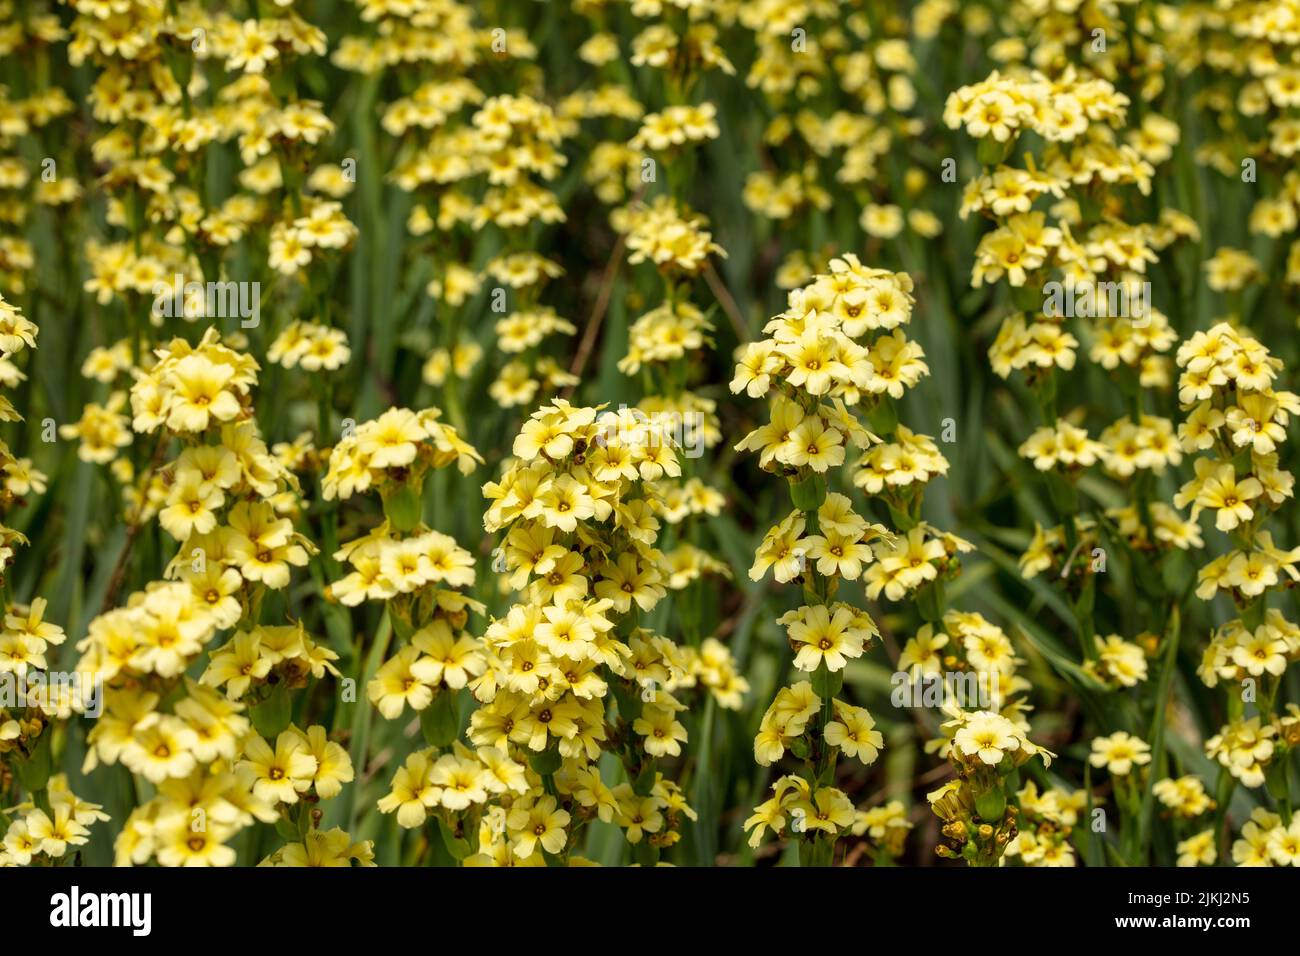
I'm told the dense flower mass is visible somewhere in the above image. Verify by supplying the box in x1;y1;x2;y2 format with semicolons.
0;0;1297;874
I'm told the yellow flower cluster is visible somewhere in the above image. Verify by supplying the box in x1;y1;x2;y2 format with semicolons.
1172;321;1300;803
372;399;733;864
734;254;1015;865
1170;1;1300;287
1003;781;1085;867
65;325;376;866
0;775;107;866
0;294;92;866
619;196;726;275
928;710;1052;865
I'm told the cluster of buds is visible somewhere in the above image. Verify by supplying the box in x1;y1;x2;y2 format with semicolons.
929;710;1053;866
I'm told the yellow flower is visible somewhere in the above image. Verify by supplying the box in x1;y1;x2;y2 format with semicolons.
782;603;868;673
368;645;435;718
786;416;844;473
1176;829;1217;867
507;795;570;858
238;731;319;805
165;355;244;433
801;527;873;579
1193;463;1262;532
1089;731;1151;776
411;620;486;689
289;725;355;799
749;512;806;583
377;751;439;828
155;817;238;867
158;475;224;540
201;630;271;699
953;711;1023;767
786;787;855;835
824;702;883;763
633;704;688;757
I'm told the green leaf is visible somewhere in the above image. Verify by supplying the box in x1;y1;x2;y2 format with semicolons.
435;817;472;861
811;663;843;700
917;579;945;622
273;818;297;844
789;472;827;512
1137;607;1180;862
16;730;53;794
420;689;460;748
976;134;1015;166
384;479;424;533
251;683;292;739
529;746;562;777
975;786;1006;823
868;398;899;437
